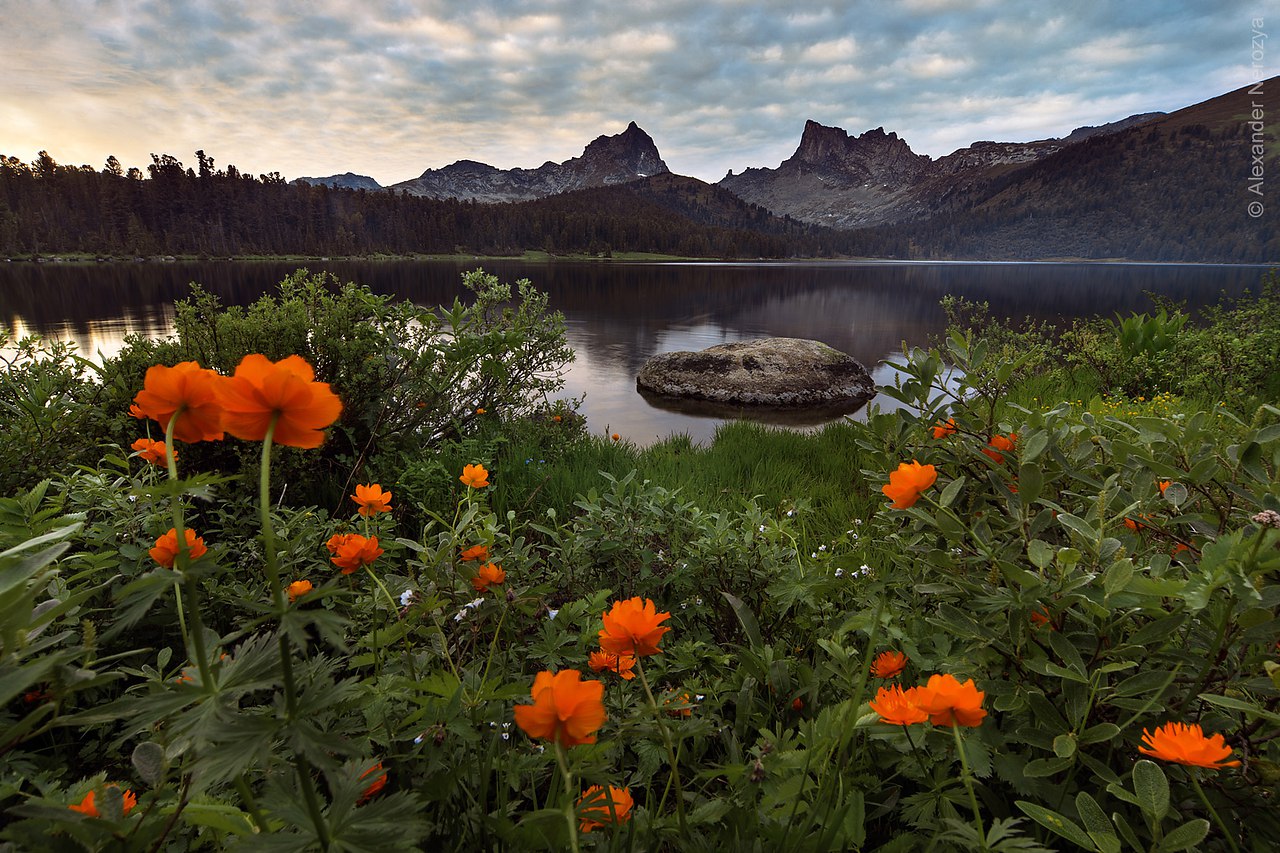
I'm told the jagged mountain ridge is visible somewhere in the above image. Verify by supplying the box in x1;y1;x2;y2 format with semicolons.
389;121;669;202
717;112;1165;228
290;172;382;191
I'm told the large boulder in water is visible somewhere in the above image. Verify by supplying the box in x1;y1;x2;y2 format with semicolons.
636;338;875;407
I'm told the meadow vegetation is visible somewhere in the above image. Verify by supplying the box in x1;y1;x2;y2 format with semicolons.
0;269;1277;851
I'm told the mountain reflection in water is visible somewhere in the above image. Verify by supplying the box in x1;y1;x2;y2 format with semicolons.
0;259;1265;444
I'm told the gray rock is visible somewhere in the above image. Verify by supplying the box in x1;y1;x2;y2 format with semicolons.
637;338;874;407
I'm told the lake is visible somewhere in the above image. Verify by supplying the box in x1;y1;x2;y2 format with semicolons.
0;259;1270;444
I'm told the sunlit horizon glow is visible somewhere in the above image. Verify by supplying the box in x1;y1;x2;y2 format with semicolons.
0;1;1264;185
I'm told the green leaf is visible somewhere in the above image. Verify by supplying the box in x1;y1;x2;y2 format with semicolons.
1057;513;1100;543
720;590;763;650
1132;759;1169;820
1023;431;1050;463
938;476;966;509
1015;801;1096;849
1028;539;1054;570
1053;734;1077;758
1158;819;1210;852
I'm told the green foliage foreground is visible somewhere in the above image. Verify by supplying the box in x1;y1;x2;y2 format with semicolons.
0;272;1278;851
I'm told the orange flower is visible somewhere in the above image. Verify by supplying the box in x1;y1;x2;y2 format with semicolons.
128;403;147;419
1171;542;1190;556
69;786;137;818
880;460;938;509
326;532;355;554
132;361;224;443
982;433;1018;464
460;544;489;562
351;483;392;516
553;415;563;422
577;785;634;833
149;527;208;568
932;418;957;439
460;463;490;488
665;691;694;717
287;579;313;602
471;562;506;592
330;534;383;574
871;650;908;679
1139;722;1240;769
358;761;388;803
476;407;487;415
1158;480;1171;494
513;670;607;747
588;650;637;680
912;673;987;727
1030;606;1054;630
215;354;342;449
611;433;620;442
599;597;672;657
870;684;928;726
131;437;176;466
792;697;805;711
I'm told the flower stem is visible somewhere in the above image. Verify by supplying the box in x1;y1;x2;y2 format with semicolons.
950;723;988;852
258;416;331;849
634;656;688;835
553;741;581;853
164;412;211;690
1190;773;1241;853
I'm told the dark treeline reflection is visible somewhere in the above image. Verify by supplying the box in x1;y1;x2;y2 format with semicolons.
1;260;1268;442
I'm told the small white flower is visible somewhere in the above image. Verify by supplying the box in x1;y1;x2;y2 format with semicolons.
811;552;817;559
467;597;485;609
547;608;560;621
399;590;414;606
501;733;510;740
694;694;705;701
786;510;795;517
854;519;863;525
414;733;425;744
818;544;827;552
758;525;767;533
850;533;859;541
453;611;466;622
835;568;844;578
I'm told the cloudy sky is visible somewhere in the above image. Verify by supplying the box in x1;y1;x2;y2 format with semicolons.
0;1;1266;185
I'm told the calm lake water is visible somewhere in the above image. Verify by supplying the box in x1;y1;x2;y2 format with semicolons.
0;259;1269;444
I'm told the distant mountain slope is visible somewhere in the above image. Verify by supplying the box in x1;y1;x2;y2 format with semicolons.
389;122;669;202
718;114;1163;228
290;172;382;190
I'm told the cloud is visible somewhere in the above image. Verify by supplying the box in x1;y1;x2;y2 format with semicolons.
0;0;1265;183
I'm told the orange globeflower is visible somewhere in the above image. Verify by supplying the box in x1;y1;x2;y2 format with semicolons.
352;483;392;516
358;762;388;803
215;354;342;449
460;464;490;488
881;460;938;509
460;544;489;562
471;562;506;592
1030;606;1054;630
1158;480;1172;494
578;785;634;832
1139;722;1240;769
588;650;637;680
132;361;224;443
932;418;957;439
131;437;176;466
150;528;208;568
128;403;147;419
611;433;620;442
287;579;313;602
69;786;137;818
871;650;908;679
599;597;672;657
326;532;355;554
912;673;987;727
870;685;928;726
513;670;607;747
330;534;383;574
476;407;487;415
982;433;1018;464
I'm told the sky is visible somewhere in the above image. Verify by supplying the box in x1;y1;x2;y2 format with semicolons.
0;1;1268;186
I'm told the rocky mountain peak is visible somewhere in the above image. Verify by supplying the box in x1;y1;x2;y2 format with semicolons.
580;121;669;179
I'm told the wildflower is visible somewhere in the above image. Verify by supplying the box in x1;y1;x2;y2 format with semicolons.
287;579;313;602
132;361;224;443
982;433;1017;464
871;650;908;679
1158;480;1171;495
577;785;633;833
69;786;137;818
351;483;392;516
130;437;175;466
399;589;415;607
215;354;342;449
547;608;560;620
792;697;804;711
476;407;487;415
326;532;355;554
1030;606;1054;629
665;692;694;717
599;597;672;656
588;650;636;680
1139;722;1240;769
150;527;208;568
460;544;489;562
513;670;607;747
932;418;957;439
1252;509;1280;529
870;685;928;726
358;762;388;803
329;534;383;574
128;403;146;419
912;673;987;727
460;463;490;488
611;433;620;442
881;460;938;509
834;568;844;578
553;415;563;422
471;562;506;592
